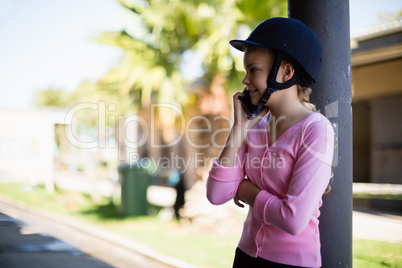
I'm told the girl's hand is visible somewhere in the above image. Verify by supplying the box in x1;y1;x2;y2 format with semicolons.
234;194;247;208
233;91;269;131
216;90;268;167
237;179;261;207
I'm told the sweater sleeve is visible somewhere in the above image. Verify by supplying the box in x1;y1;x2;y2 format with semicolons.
206;143;247;205
253;118;335;235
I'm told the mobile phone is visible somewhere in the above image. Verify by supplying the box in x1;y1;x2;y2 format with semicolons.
238;89;259;119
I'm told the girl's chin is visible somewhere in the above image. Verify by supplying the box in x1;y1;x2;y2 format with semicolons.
251;98;260;106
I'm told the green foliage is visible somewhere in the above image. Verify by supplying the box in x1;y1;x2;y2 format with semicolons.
34;79;134;128
353;193;402;200
35;1;288;116
235;0;287;26
0;183;96;218
378;10;402;23
353;239;402;268
35;0;288;127
95;0;287;111
34;87;72;107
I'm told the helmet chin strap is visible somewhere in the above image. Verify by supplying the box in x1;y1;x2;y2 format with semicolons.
254;51;303;115
253;87;274;118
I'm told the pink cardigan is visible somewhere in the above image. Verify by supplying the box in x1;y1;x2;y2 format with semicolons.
207;112;334;267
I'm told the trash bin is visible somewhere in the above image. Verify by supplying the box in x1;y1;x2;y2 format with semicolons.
118;164;150;216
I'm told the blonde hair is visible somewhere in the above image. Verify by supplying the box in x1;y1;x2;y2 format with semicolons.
298;85;316;112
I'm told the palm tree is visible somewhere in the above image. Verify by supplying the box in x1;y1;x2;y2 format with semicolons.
97;0;286;102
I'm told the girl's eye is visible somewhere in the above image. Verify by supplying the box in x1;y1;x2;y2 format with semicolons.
250;68;258;73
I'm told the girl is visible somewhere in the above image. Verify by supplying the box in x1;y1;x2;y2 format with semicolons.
206;17;334;268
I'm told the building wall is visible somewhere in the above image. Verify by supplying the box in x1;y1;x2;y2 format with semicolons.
0;109;64;184
352;58;402;100
352;100;371;182
351;39;402;184
351;56;402;184
370;95;402;184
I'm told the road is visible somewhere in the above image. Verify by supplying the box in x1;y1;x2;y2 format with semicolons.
0;199;196;268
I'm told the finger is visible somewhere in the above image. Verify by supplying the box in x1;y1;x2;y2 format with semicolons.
234;199;244;208
234;197;245;208
233;91;245;105
233;92;250;125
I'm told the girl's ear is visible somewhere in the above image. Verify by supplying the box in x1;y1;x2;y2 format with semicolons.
277;62;295;83
282;63;295;82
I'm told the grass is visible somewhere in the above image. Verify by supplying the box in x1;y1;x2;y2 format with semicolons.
353;193;402;200
0;182;400;268
353;239;401;267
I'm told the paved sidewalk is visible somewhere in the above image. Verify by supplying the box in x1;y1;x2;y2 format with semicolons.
353;209;402;243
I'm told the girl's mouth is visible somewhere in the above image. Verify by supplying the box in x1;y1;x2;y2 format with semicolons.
249;89;259;94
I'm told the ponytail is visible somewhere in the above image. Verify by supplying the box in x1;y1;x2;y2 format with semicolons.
298;85;316;112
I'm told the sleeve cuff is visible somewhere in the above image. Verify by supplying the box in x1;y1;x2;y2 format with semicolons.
208;159;239;182
253;190;274;222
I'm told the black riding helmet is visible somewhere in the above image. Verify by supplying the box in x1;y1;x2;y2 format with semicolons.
230;17;323;117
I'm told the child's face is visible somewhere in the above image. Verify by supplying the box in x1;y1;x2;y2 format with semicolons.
242;47;275;105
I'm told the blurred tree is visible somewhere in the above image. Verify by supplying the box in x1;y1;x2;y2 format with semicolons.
378;10;402;23
95;0;286;157
91;0;287;187
34;87;72;107
35;80;133;126
96;0;286;106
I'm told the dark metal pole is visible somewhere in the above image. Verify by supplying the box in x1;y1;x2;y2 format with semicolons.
288;1;353;267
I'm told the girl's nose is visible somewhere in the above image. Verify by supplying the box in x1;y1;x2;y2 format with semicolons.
242;74;249;86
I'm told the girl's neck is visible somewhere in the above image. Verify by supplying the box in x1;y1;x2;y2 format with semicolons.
268;88;302;117
269;101;307;117
268;90;313;125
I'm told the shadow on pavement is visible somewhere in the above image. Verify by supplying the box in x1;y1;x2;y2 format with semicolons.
0;213;113;268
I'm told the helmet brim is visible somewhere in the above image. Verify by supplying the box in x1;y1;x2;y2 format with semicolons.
229;39;269;52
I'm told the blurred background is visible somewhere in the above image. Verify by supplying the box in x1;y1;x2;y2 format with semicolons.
0;0;401;267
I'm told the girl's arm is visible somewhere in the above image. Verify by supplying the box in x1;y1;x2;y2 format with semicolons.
237;179;261;207
206;91;268;205
216;92;268;166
